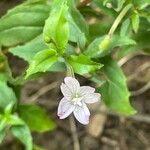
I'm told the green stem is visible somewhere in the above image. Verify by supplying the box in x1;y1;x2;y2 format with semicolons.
108;4;133;37
66;63;74;77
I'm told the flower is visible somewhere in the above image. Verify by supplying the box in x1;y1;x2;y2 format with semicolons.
57;77;101;125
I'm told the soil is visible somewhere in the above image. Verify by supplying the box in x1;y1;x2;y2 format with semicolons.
0;1;150;150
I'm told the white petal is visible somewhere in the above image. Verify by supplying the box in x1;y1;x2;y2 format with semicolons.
73;103;90;125
79;86;95;96
83;93;101;104
64;77;80;94
57;98;75;119
60;83;72;100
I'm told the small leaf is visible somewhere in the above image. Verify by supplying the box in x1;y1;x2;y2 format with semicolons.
131;12;140;33
97;57;136;115
18;104;56;132
67;54;103;75
43;0;69;53
25;49;58;78
0;81;17;110
11;124;32;150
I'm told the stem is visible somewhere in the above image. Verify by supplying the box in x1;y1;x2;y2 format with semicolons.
108;4;132;37
66;63;75;77
69;115;80;150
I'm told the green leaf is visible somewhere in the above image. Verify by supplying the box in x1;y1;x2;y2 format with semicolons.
25;49;58;78
131;12;140;33
67;54;103;75
11;124;32;150
18;104;56;132
120;19;131;37
89;22;111;41
43;0;69;53
9;35;48;62
68;17;86;49
117;27;150;58
132;0;150;10
85;34;136;58
6;115;24;126
97;58;136;115
67;0;88;49
0;2;50;47
0;81;17;110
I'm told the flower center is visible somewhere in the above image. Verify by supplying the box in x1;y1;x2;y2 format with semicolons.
72;94;83;106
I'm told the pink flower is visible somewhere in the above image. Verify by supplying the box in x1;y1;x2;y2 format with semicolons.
57;77;101;125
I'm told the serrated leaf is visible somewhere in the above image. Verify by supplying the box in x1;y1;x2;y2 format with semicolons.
97;58;136;115
0;81;17;110
43;0;69;53
9;35;48;62
26;49;58;78
11;124;32;150
18;104;56;132
0;2;50;47
67;54;103;75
